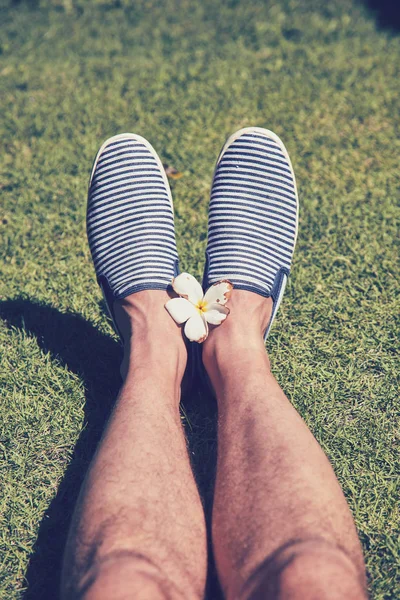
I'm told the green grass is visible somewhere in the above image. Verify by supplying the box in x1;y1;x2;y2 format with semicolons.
0;0;399;598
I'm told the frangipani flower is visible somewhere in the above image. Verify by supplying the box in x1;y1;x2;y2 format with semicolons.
166;273;233;343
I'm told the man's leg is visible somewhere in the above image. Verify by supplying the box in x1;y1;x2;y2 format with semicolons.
203;291;367;600
61;291;207;600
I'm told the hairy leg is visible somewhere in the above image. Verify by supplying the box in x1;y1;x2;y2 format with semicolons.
61;291;207;600
203;290;367;600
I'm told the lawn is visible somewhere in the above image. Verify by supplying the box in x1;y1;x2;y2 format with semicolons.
0;0;399;598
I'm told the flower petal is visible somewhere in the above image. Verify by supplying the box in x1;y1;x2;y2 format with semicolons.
172;273;204;305
184;313;208;343
165;298;198;324
204;280;233;306
204;303;230;325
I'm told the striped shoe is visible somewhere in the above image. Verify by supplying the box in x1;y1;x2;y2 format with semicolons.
203;127;299;339
87;133;179;340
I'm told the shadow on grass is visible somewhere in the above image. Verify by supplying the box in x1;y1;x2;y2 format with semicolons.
362;0;400;32
0;298;222;600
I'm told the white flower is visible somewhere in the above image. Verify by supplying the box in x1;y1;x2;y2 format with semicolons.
165;273;233;343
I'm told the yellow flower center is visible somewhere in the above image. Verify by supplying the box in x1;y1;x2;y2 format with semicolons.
196;299;207;313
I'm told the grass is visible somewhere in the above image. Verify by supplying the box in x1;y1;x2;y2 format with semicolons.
0;0;399;598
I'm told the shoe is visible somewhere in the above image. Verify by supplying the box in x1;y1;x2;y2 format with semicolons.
87;133;179;341
203;127;299;339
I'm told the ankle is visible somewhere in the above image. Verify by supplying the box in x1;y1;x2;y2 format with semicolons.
203;329;269;372
113;291;188;382
202;290;273;377
203;340;271;400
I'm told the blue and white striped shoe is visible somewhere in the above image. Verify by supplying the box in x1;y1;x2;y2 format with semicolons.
87;133;179;340
203;127;299;339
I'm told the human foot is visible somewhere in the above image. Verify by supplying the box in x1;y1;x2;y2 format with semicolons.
87;133;180;342
203;127;299;340
202;290;273;387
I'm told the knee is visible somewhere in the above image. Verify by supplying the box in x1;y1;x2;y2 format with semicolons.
68;551;176;600
239;539;367;600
